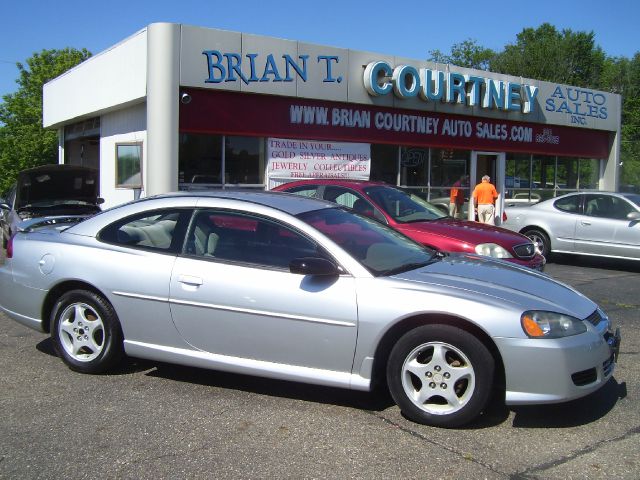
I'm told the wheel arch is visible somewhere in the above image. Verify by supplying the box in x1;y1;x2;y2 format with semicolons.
41;281;110;333
370;313;505;393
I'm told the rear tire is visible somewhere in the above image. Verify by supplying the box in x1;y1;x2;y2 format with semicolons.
387;324;494;428
51;289;124;374
522;228;550;257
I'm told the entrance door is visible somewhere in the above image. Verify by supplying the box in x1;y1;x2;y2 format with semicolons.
469;152;505;224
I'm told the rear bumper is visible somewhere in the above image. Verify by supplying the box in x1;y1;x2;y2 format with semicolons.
0;265;46;332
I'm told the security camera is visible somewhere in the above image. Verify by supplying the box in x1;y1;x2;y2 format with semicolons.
180;92;192;104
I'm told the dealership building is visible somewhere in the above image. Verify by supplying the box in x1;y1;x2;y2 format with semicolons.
43;23;622;220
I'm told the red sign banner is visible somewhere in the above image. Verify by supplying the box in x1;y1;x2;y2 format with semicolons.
180;89;611;159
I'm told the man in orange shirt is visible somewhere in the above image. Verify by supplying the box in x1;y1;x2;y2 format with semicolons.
448;175;468;219
472;175;499;224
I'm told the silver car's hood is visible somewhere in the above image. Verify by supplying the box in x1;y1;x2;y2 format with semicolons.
392;253;596;318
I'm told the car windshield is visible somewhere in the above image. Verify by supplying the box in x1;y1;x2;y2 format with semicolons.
624;194;640;208
298;207;437;276
363;186;447;223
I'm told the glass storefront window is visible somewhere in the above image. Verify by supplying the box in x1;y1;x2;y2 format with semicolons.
430;148;470;188
557;156;578;190
179;134;263;188
505;153;533;202
578;158;600;189
225;136;263;185
370;144;399;184
400;147;429;186
532;155;556;191
179;134;223;185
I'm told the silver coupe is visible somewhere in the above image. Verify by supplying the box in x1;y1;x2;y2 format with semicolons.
0;191;620;427
503;191;640;260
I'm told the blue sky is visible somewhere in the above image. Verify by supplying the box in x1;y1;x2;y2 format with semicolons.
1;0;638;100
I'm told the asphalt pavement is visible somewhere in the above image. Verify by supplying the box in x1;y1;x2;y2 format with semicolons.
1;253;638;479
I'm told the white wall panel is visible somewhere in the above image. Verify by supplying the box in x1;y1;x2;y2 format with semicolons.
43;29;148;128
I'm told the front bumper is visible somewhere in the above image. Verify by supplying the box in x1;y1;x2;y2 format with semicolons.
496;327;620;405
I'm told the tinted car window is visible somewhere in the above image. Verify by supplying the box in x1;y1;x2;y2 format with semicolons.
99;209;189;252
583;194;634;220
299;207;435;276
185;209;321;269
554;195;580;213
323;186;387;223
283;185;320;198
364;186;445;223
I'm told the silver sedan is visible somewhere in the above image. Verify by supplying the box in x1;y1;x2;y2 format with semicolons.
503;191;640;260
0;191;620;427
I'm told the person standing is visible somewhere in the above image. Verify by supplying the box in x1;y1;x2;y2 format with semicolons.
473;175;499;225
448;175;467;219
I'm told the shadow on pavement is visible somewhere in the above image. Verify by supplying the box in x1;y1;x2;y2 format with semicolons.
548;253;640;273
510;377;626;428
36;337;159;375
146;361;396;413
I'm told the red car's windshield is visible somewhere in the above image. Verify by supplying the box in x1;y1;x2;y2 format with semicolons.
298;207;437;276
363;186;447;223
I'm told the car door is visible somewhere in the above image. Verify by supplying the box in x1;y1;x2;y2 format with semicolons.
96;207;192;345
547;194;581;253
576;193;640;258
169;208;359;374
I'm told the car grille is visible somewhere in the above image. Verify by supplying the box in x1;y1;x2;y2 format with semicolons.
585;309;604;327
571;368;597;386
513;242;536;259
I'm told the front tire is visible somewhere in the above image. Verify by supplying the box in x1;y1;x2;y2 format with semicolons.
387;324;494;428
51;289;124;374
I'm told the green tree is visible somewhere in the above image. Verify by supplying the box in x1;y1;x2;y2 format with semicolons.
429;39;495;70
598;53;640;188
491;23;605;88
0;48;91;193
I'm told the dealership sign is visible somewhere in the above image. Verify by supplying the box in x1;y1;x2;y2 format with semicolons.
181;26;618;131
181;89;610;159
267;138;370;180
363;61;538;113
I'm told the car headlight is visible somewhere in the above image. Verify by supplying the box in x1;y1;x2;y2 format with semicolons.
521;311;587;338
475;243;513;259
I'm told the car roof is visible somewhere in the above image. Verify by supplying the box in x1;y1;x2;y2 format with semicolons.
130;190;337;215
275;179;390;190
66;190;339;236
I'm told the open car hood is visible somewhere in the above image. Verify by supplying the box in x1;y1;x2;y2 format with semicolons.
15;165;100;210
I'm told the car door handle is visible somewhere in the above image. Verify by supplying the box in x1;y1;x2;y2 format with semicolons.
178;274;203;286
580;221;591;226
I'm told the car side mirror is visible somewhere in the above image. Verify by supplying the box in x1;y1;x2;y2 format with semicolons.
97;198;105;205
289;257;341;276
627;211;640;221
0;201;9;211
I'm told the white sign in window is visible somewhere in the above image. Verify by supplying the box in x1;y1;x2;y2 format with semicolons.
267;138;370;187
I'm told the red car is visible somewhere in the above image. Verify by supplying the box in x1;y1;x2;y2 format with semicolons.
273;180;545;270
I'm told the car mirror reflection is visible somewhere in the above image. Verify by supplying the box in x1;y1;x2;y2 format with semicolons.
289;257;340;276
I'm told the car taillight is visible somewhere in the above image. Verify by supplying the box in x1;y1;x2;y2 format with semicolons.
6;235;13;258
502;211;508;221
